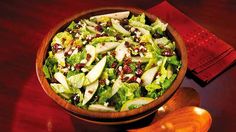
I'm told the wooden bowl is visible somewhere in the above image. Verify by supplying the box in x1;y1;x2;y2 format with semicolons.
36;7;187;125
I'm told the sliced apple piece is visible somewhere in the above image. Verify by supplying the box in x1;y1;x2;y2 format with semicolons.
111;19;130;36
54;51;65;66
85;45;96;66
82;80;99;105
84;19;97;27
90;11;130;20
88;104;116;112
87;26;101;34
131;57;150;63
115;42;130;62
96;42;121;54
120;97;154;111
141;66;158;86
86;56;106;84
54;72;69;89
111;76;122;96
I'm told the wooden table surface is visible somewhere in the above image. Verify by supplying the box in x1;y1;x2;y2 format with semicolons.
0;0;235;131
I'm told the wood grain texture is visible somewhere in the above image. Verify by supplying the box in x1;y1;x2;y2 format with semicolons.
0;0;236;131
128;106;212;132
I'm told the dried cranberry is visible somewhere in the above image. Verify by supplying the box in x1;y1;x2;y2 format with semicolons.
102;52;107;57
140;42;146;46
124;41;130;48
111;62;118;68
161;50;173;57
135;69;143;77
120;18;129;25
77;45;83;51
106;21;112;27
140;47;147;52
115;34;122;40
128;76;138;83
95;25;103;32
75;63;85;70
158;44;165;49
99;79;106;85
95;34;102;38
121;76;129;82
124;57;132;65
52;43;62;53
110;50;116;57
123;65;133;74
86;54;91;61
70;94;80;105
102;33;108;36
64;50;72;56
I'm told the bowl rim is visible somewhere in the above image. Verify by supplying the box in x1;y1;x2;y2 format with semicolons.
36;7;187;120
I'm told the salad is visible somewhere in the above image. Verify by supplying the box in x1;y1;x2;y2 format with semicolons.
43;11;181;112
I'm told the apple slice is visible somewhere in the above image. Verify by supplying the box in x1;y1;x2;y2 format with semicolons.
54;51;65;66
84;19;97;27
120;97;154;111
87;26;101;34
111;19;130;36
86;56;106;84
111;76;122;96
88;104;116;112
96;42;121;54
85;45;96;66
82;80;99;105
131;57;150;63
141;66;158;86
115;42;130;62
90;11;130;20
54;72;69;89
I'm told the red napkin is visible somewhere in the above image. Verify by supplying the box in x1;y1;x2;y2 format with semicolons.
147;1;236;82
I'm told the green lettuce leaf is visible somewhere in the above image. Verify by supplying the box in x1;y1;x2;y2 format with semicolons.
51;31;73;48
67;73;90;88
90;36;116;45
113;83;141;110
66;50;87;66
129;13;146;24
98;86;112;104
43;53;58;79
151;18;168;35
67;21;76;30
145;83;161;93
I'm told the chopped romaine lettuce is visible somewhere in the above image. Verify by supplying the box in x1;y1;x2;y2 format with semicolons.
90;36;116;45
151;18;168;35
66;49;87;66
98;86;112;104
161;74;177;89
129;13;146;24
113;83;141;110
67;21;76;30
145;83;161;93
51;31;73;48
67;73;90;88
129;21;152;31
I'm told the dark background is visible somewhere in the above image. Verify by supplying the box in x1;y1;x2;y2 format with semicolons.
0;0;235;131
